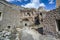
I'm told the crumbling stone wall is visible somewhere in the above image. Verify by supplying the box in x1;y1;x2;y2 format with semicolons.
56;0;60;8
43;7;60;35
0;0;43;31
0;1;23;30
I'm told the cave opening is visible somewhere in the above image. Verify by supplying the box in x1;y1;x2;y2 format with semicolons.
7;26;11;29
56;19;60;31
36;27;43;35
25;23;27;26
34;15;40;25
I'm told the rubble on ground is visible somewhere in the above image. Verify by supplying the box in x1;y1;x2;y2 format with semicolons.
0;27;60;40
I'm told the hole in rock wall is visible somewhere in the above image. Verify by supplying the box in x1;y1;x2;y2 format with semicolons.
34;15;40;25
0;12;2;17
36;27;43;35
7;26;11;29
27;13;30;16
25;23;27;26
40;13;42;16
56;19;60;31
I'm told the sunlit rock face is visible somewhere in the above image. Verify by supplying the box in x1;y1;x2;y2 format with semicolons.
56;0;60;8
0;0;60;40
19;27;60;40
0;27;60;40
21;33;34;40
21;27;43;40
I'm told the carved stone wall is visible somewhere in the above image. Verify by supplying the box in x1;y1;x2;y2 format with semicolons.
43;7;60;35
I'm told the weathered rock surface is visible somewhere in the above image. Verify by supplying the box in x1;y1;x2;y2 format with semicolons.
0;27;60;40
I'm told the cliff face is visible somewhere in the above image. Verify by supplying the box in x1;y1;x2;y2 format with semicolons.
56;0;60;8
43;7;60;36
0;0;44;30
0;0;60;40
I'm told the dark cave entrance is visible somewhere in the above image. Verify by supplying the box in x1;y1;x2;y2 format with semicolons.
25;23;27;26
7;26;11;29
36;27;43;35
56;19;60;31
34;15;40;25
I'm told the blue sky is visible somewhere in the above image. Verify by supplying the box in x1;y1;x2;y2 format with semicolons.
6;0;56;10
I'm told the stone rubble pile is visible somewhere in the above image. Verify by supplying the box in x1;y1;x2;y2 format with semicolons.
0;27;60;40
21;27;60;40
0;30;11;40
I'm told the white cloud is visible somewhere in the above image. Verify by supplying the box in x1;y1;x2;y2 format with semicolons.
6;0;22;2
6;0;15;2
39;3;45;7
49;0;54;4
6;0;46;9
21;0;45;9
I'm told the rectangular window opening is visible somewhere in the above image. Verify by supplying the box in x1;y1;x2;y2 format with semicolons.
0;12;2;17
56;19;60;31
27;13;30;16
0;12;3;21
